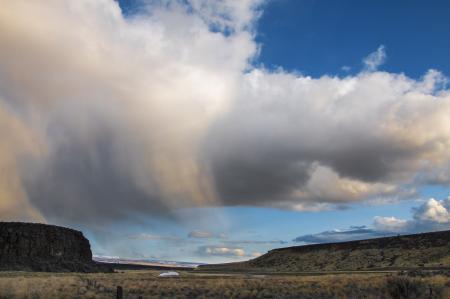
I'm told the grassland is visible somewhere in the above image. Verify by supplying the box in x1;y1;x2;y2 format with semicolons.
0;270;449;298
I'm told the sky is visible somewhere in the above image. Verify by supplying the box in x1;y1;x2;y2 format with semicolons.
1;0;450;263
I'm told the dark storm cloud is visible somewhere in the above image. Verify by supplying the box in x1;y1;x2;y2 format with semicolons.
206;140;312;205
204;114;409;207
317;137;414;182
23;123;171;225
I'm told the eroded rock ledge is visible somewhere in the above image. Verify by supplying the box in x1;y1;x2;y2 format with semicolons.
0;222;110;272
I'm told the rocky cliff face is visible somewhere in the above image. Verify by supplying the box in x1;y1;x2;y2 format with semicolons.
0;222;109;272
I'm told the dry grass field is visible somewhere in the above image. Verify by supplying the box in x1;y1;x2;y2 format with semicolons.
0;270;449;299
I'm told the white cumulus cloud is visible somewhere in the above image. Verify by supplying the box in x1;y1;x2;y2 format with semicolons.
413;197;450;223
373;216;409;232
198;245;246;257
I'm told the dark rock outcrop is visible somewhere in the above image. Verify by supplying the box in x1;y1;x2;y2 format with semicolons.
0;222;111;272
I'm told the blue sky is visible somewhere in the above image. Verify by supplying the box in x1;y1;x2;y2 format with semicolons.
255;0;450;78
2;0;450;263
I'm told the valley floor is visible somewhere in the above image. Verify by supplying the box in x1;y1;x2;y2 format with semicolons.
0;269;449;298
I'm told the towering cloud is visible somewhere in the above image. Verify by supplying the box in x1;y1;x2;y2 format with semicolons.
0;0;259;224
205;69;450;210
1;0;450;227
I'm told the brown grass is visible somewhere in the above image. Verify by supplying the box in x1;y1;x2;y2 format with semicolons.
0;270;448;298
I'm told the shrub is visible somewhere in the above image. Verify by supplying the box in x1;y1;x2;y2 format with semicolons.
386;276;437;299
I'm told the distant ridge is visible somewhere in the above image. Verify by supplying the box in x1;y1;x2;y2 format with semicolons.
93;256;202;270
199;230;450;272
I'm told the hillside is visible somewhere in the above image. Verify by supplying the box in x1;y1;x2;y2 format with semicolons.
199;230;450;272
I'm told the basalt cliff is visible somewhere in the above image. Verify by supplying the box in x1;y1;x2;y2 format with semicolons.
0;222;110;272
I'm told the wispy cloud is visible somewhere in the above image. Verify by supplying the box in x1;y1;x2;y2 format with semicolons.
363;45;386;71
197;245;246;257
223;239;287;245
188;230;227;239
126;233;181;241
341;65;351;72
